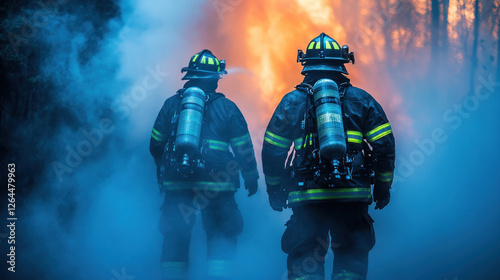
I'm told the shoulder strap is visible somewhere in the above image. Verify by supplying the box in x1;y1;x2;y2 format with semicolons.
294;83;317;166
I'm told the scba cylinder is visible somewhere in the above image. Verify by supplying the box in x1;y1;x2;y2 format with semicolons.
175;87;206;159
313;79;346;161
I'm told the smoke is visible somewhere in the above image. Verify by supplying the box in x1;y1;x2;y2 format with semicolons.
2;0;500;279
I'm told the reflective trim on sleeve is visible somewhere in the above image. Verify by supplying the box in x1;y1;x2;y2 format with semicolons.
347;130;363;144
230;133;251;147
294;137;303;150
206;140;229;151
365;122;392;142
163;181;237;192
295;133;313;150
151;128;166;142
265;175;282;186
288;188;372;205
264;130;292;149
377;171;394;182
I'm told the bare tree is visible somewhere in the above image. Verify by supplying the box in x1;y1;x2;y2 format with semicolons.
497;13;500;82
441;0;450;53
469;0;480;95
431;0;441;65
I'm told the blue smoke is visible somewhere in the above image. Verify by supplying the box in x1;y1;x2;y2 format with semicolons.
3;1;500;280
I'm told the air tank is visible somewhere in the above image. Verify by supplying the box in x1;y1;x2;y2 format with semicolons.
313;79;346;161
175;87;206;166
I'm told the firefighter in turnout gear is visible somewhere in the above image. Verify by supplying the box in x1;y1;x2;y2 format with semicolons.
262;33;395;280
150;49;259;280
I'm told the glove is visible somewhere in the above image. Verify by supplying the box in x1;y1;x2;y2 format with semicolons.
268;190;287;212
373;181;391;210
245;180;258;197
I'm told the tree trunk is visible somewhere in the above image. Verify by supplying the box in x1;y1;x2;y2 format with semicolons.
431;0;440;63
441;0;450;53
497;11;500;83
470;0;480;95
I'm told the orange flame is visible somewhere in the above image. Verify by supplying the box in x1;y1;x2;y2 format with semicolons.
196;0;443;141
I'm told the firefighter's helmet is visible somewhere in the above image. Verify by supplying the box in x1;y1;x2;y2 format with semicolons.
297;33;355;75
181;49;227;80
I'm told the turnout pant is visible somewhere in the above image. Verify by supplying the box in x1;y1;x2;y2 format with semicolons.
282;203;375;280
159;190;243;280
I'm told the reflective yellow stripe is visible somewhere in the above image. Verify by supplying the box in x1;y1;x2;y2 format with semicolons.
208;57;215;65
347;130;363;144
200;56;206;64
153;128;164;137
366;122;392;142
377;171;394;182
371;130;392;142
264;131;292;149
152;128;165;141
265;175;281;186
163;181;236;191
151;133;162;142
294;137;303;150
366;123;390;136
264;137;289;149
192;54;199;62
308;42;315;49
315;41;321;49
292;276;324;280
333;41;340;50
206;140;229;151
230;133;251;147
325;41;332;49
288;188;372;204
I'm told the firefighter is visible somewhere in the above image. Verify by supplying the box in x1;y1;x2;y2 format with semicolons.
262;33;395;280
150;49;259;280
